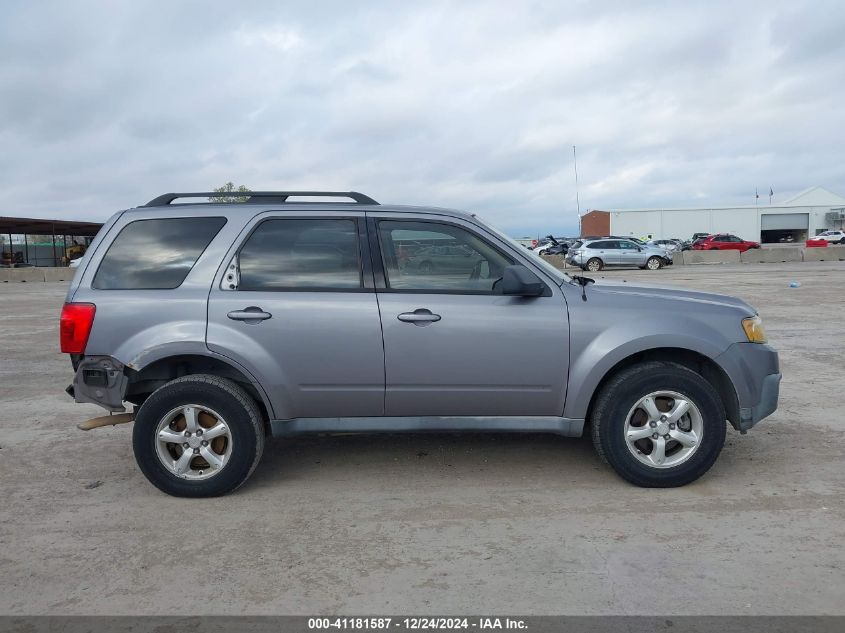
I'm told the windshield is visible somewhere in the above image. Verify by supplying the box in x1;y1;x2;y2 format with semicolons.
472;216;570;284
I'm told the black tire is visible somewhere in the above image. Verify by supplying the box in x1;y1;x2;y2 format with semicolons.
646;256;663;270
586;257;603;272
839;238;845;244
590;361;726;487
132;374;265;497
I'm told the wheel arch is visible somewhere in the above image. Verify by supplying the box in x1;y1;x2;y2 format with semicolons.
569;346;740;429
126;353;274;426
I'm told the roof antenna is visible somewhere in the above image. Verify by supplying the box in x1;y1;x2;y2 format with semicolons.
571;274;594;301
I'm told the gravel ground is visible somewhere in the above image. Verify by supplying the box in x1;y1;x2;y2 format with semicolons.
1;261;843;615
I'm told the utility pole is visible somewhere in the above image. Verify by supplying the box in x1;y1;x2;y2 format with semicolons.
573;145;581;235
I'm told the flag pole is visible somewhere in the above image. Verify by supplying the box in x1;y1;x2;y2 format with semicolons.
573;145;581;235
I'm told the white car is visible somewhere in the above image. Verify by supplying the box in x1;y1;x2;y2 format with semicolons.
813;230;845;244
648;239;683;252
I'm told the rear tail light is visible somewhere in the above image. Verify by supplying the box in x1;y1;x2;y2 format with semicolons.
60;303;96;354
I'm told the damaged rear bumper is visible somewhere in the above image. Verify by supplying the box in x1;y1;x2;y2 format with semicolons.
67;356;128;412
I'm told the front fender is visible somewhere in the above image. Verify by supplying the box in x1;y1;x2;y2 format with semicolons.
563;315;729;420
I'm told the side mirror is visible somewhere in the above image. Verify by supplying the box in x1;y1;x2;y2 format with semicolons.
501;265;545;296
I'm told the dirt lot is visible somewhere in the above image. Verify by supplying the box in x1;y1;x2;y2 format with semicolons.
1;261;843;615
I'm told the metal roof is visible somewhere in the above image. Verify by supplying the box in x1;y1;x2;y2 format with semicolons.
0;216;104;236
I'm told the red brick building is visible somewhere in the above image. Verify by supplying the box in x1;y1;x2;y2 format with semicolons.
579;210;610;237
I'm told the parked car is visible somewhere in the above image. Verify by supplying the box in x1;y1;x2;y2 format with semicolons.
810;230;845;244
648;239;683;252
805;237;829;248
568;238;673;271
69;257;82;268
534;235;569;256
692;234;760;253
691;232;710;242
606;235;648;245
403;244;482;275
62;190;780;496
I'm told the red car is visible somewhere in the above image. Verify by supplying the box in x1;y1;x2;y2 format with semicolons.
806;237;829;248
692;234;761;252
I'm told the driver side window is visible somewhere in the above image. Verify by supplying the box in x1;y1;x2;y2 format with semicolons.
377;220;514;293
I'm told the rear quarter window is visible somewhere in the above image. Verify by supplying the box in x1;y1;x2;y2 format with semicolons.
92;217;226;289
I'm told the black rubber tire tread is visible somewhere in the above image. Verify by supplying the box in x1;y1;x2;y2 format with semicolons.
647;256;663;270
590;361;726;487
132;374;265;497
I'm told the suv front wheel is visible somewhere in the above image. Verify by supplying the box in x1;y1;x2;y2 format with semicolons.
590;361;726;487
132;374;265;497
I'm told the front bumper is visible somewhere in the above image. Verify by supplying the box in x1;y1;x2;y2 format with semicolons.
743;372;781;431
714;342;781;432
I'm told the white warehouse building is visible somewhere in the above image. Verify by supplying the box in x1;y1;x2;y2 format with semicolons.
581;186;845;244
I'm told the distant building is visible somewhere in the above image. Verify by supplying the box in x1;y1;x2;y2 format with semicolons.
581;186;845;243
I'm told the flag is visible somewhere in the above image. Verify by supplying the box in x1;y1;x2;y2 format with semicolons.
769;187;774;197
755;188;759;199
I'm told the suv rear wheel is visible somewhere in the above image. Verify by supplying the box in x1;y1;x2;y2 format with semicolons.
590;361;726;487
585;257;603;272
132;374;265;497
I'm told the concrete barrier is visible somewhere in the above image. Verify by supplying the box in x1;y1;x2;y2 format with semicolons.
671;252;685;265
803;245;845;262
682;250;741;265
43;267;73;282
741;247;803;264
0;267;45;282
540;254;568;270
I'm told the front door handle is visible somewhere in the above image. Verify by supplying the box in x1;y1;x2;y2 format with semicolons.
227;306;272;322
398;308;441;326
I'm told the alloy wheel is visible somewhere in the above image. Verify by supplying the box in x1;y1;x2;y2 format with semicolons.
154;405;233;480
623;391;703;469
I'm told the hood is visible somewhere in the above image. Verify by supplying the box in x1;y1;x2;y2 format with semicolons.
584;278;756;314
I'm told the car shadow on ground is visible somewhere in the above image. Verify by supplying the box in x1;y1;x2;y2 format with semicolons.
245;432;605;490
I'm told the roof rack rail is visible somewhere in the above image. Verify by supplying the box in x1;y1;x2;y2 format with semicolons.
142;191;379;207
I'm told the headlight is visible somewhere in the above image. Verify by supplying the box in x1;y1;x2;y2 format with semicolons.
742;315;767;343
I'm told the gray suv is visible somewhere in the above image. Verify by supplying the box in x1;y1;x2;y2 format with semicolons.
568;238;673;271
61;191;781;497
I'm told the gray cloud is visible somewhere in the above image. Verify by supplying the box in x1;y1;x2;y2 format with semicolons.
1;0;843;236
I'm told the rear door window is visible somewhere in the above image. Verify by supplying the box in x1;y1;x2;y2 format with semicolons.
237;218;362;291
93;217;226;289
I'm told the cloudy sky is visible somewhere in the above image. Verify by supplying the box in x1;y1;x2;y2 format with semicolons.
2;0;844;236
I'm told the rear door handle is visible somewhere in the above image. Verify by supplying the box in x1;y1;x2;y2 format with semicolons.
398;308;441;325
227;306;272;322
